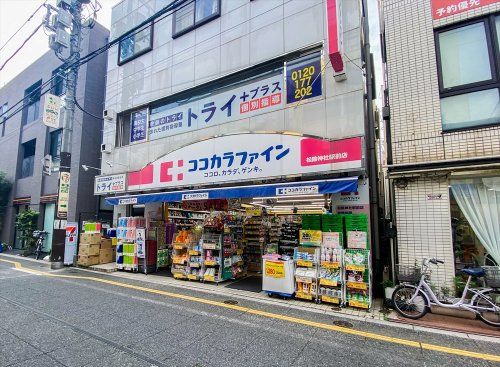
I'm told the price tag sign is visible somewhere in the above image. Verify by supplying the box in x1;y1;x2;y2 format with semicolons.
286;54;322;104
264;261;285;278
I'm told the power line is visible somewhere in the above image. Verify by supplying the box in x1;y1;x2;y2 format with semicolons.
74;98;103;120
0;23;44;71
0;1;46;53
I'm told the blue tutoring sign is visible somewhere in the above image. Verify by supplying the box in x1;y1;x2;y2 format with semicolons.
130;109;148;143
286;55;322;104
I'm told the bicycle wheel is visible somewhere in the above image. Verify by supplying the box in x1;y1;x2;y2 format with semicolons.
392;285;428;319
474;290;500;327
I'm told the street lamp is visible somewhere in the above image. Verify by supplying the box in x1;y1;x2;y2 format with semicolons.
81;164;101;172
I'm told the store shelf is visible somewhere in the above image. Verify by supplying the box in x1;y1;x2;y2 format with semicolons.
346;281;369;290
295;292;314;300
296;260;315;267
174;273;187;279
189;250;200;255
187;274;199;280
204;260;218;266
321;295;341;304
348;300;370;309
168;208;210;214
345;264;366;272
319;278;338;286
321;261;341;269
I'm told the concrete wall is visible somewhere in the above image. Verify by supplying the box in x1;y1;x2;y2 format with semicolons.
102;0;366;175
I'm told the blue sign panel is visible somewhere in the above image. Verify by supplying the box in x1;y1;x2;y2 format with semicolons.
130;109;148;143
286;55;322;104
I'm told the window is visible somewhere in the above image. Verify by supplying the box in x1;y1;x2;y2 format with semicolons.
0;102;7;137
49;129;62;170
20;139;36;178
22;80;42;125
115;112;132;147
436;15;500;131
173;0;220;38
118;23;153;65
51;68;65;96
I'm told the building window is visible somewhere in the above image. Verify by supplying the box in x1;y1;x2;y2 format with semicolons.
173;0;220;38
22;80;42;125
436;15;500;131
115;111;132;147
20;139;36;178
49;129;62;170
118;23;153;65
0;102;7;137
51;68;66;96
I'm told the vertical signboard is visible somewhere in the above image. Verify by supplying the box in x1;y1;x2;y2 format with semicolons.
136;228;146;258
130;109;148;143
42;93;61;128
63;222;78;265
57;171;70;219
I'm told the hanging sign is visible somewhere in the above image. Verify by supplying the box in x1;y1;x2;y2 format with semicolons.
286;55;322;104
42;93;61;128
148;73;284;141
264;261;285;278
57;172;70;219
127;133;363;191
130;109;148;143
431;0;500;19
94;174;126;195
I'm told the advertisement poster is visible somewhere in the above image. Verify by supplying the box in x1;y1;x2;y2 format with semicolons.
127;133;363;191
264;261;285;278
136;228;146;258
299;230;323;246
286;54;322;104
347;231;368;249
63;222;78;265
431;0;499;19
57;172;70;219
94;174;126;195
130;109;148;143
42;93;61;128
148;73;284;141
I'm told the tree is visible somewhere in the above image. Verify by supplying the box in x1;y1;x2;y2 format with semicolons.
15;209;39;255
0;171;12;231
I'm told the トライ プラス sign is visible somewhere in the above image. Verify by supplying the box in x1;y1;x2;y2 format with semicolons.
126;133;363;191
431;0;499;19
94;174;126;195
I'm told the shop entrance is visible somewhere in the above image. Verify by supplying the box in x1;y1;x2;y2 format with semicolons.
109;178;374;309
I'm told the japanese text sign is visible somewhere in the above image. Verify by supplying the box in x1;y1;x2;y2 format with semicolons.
148;73;284;141
42;93;61;128
286;55;322;104
264;261;285;278
94;174;126;195
130;109;148;143
431;0;499;19
126;133;363;191
57;172;70;219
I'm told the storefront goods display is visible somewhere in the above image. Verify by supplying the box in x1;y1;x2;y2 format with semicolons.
262;257;295;297
244;216;266;273
148;220;170;269
319;248;343;305
299;229;322;246
167;204;209;227
345;248;371;308
301;215;322;230
294;246;320;301
171;229;201;279
116;216;145;272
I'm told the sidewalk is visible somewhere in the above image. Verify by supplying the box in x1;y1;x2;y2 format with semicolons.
2;252;499;341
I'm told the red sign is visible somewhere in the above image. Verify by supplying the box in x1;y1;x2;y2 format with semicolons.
431;0;499;19
326;0;344;74
300;137;362;167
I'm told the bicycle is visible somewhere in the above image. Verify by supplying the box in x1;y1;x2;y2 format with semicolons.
392;258;500;327
32;230;48;260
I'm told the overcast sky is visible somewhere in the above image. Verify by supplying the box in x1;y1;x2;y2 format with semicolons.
0;0;383;107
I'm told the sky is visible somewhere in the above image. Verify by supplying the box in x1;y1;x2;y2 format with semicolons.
0;0;383;107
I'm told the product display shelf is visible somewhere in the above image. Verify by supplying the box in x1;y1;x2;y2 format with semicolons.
201;229;226;283
345;248;371;309
148;221;170;270
120;242;138;272
167;205;209;227
244;217;266;273
116;216;145;272
294;246;320;302
171;229;201;280
318;248;344;305
225;219;245;279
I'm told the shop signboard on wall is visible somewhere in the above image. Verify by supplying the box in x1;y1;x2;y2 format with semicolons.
57;172;70;219
126;133;363;191
42;93;61;128
331;179;369;215
431;0;499;19
130;109;148;143
148;73;284;141
94;174;126;195
286;56;322;104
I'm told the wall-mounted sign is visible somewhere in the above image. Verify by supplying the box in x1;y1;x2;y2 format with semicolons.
57;171;70;219
127;133;362;192
286;55;322;104
94;174;126;195
331;179;369;215
118;197;138;205
130;109;148;143
148;73;284;141
276;185;319;196
431;0;499;19
42;93;61;128
182;192;209;201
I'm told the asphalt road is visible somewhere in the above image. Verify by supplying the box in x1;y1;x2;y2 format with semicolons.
0;256;499;367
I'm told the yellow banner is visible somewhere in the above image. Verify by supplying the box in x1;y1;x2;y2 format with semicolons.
264;261;285;278
299;230;322;246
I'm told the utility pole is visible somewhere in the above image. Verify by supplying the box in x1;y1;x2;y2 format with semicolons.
46;0;85;268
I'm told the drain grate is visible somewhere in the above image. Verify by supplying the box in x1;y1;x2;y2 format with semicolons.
223;300;238;305
331;306;342;312
332;320;353;328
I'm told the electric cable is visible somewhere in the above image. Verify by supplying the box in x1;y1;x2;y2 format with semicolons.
0;1;46;52
74;98;103;120
0;23;44;71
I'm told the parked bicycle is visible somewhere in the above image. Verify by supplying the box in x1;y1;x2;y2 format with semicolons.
392;258;500;327
32;230;48;260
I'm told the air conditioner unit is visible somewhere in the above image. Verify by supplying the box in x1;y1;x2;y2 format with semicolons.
103;109;116;121
101;144;112;154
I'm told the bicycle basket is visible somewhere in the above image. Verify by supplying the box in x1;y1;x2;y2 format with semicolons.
396;264;422;282
483;266;500;288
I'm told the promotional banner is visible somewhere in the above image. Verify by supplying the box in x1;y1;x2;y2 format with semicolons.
136;228;146;258
264;261;286;278
431;0;499;19
148;73;284;141
94;174;126;195
42;93;61;128
126;133;363;191
130;109;148;143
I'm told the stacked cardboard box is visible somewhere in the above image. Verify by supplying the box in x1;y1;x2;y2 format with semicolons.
99;238;116;264
78;233;101;266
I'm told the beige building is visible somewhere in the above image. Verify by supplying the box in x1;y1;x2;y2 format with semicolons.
381;0;500;287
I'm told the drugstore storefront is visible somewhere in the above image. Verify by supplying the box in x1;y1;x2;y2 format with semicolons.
100;132;374;309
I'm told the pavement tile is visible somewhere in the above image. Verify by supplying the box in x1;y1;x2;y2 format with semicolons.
0;339;44;366
7;354;66;367
82;351;157;367
48;337;118;367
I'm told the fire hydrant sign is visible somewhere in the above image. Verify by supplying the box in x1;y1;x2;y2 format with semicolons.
431;0;499;19
264;261;285;278
42;93;61;128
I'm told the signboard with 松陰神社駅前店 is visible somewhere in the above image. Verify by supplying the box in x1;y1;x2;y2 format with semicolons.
126;133;363;191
